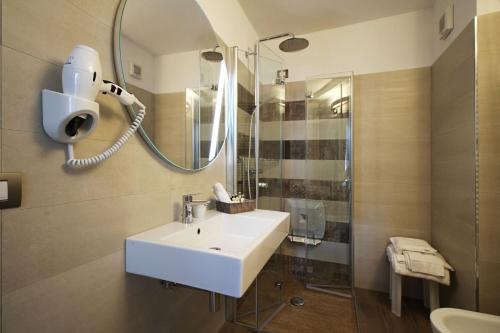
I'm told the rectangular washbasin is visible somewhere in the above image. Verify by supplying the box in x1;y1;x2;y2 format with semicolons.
125;209;290;297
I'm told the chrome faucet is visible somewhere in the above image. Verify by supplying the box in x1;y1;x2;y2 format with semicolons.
182;194;194;224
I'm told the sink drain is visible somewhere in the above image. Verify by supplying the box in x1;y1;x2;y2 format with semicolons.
290;296;305;306
209;247;221;251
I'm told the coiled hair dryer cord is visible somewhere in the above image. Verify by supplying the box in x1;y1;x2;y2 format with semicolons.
65;81;146;168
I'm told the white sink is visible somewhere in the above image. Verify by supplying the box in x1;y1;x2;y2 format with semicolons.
125;209;290;297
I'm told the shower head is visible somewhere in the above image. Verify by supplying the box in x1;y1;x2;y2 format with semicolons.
259;33;309;52
201;46;223;62
279;37;309;52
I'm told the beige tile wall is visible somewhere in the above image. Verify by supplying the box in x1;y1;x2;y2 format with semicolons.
154;91;188;166
1;0;226;332
353;67;431;292
126;84;155;140
431;21;477;310
477;11;500;315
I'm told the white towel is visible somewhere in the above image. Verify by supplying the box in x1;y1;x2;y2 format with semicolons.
395;253;405;264
386;245;451;286
212;183;232;203
403;251;451;277
390;237;437;254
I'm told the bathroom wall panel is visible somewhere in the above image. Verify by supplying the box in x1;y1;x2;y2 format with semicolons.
3;251;224;333
3;0;116;78
66;0;120;27
126;84;155;139
353;67;431;292
477;10;500;315
1;0;226;332
431;21;476;310
154;91;188;165
1;119;166;210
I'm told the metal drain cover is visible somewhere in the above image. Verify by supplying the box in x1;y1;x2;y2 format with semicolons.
290;296;305;306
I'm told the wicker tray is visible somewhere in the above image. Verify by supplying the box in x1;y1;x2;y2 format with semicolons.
216;200;256;214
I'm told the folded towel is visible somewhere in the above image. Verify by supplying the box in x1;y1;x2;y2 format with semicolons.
403;251;448;277
212;183;232;203
390;237;437;254
386;245;451;286
395;253;405;264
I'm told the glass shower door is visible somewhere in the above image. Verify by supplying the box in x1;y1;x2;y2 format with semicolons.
304;74;353;296
233;44;286;330
255;43;286;328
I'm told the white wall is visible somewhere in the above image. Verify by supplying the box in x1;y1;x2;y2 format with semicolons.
121;38;199;94
258;1;478;80
196;0;258;53
121;36;155;92
432;0;477;60
477;0;500;15
154;50;200;94
122;0;259;93
262;9;434;81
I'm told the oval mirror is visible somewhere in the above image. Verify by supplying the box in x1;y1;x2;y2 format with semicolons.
114;0;227;171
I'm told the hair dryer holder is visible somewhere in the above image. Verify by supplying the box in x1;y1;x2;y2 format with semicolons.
42;89;99;143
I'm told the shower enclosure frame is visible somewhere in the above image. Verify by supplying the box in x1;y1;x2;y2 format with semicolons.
225;44;357;329
224;43;287;332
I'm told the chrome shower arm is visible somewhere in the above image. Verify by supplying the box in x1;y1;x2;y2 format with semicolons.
259;32;294;42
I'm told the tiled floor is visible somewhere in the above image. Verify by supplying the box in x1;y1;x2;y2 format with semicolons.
219;270;357;333
219;253;431;333
219;283;432;333
355;288;432;333
262;276;357;333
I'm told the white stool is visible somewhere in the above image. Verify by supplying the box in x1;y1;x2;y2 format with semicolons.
389;264;440;317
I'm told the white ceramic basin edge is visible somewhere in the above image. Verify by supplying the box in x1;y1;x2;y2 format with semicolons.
125;209;290;298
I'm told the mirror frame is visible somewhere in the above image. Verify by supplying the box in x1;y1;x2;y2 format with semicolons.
113;0;228;172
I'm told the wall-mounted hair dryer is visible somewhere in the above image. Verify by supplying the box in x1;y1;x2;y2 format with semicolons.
42;45;145;168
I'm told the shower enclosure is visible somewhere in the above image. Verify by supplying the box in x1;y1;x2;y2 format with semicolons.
226;42;354;330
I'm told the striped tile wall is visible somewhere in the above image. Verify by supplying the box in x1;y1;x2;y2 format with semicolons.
258;80;351;247
235;71;351;259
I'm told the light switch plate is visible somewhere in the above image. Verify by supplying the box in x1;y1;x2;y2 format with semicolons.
0;181;8;201
0;173;22;209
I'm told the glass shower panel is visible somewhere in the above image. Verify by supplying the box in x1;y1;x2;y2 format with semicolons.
255;43;285;328
235;49;256;201
304;75;353;296
234;44;286;330
257;43;284;211
232;48;258;328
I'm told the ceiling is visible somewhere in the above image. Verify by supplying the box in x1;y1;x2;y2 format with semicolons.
238;0;435;37
121;0;218;56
